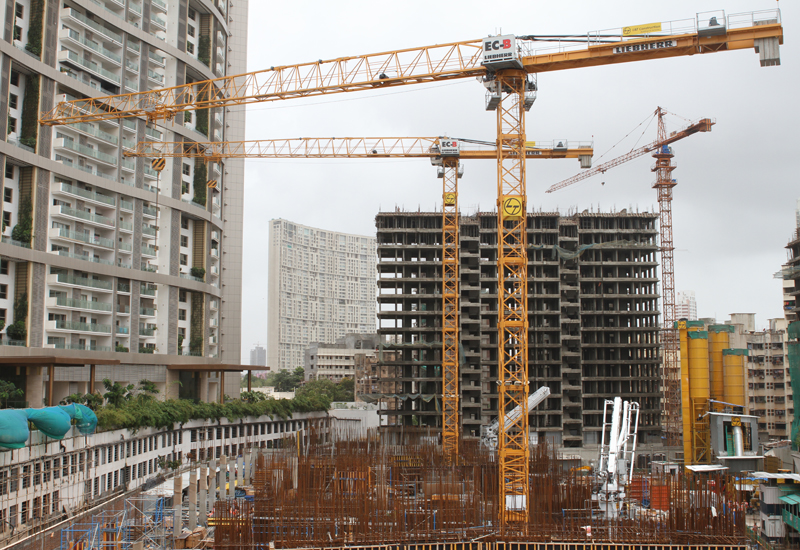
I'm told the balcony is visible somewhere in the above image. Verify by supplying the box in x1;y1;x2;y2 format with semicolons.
47;273;112;292
121;199;133;211
57;249;115;266
139;325;156;336
145;126;162;141
210;265;219;277
141;263;157;273
209;336;218;345
118;242;132;253
61;8;123;45
119;221;133;233
117;282;130;293
140;307;156;317
47;343;112;352
48;320;112;334
48;296;112;313
142;225;156;237
121;159;135;172
143;206;157;218
150;15;166;30
148;52;165;68
54;137;117;166
56;205;115;228
116;305;130;315
58;50;121;85
116;326;130;334
50;227;114;249
210;248;219;259
125;79;139;92
180;272;205;284
141;244;156;257
141;285;156;296
59;28;121;65
210;300;218;310
57;182;115;206
151;0;167;11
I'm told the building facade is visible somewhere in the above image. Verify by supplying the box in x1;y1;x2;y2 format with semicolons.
250;344;266;366
304;333;377;382
0;0;248;404
676;290;698;321
375;210;662;448
267;219;377;371
727;314;793;441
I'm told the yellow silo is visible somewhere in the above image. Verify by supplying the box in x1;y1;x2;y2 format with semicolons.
708;325;734;402
677;321;691;463
723;349;747;408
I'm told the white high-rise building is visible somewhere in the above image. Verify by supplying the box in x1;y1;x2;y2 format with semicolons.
0;0;248;405
676;290;698;321
268;219;376;371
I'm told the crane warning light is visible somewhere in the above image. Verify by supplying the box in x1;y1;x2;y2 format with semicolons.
481;35;521;69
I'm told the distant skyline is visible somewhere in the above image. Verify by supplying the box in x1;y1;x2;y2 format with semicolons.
240;1;799;358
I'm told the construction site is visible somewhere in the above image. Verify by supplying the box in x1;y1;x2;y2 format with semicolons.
1;4;792;550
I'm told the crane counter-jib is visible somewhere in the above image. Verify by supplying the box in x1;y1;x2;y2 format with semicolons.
38;9;782;126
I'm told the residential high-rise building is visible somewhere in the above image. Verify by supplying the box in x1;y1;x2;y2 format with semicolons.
0;0;248;405
676;291;698;320
375;210;662;448
727;314;793;440
250;344;266;366
783;203;800;322
268;219;377;371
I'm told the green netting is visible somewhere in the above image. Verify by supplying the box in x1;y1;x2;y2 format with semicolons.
723;348;749;356
532;239;650;261
789;321;800;341
687;331;709;340
673;320;706;329
708;325;735;333
790;337;800;447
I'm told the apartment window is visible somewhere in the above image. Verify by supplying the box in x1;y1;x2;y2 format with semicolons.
187;25;195;38
5;165;13;179
180;235;188;248
4;188;11;203
0;310;6;327
21;466;29;489
181;217;189;230
188;8;196;19
187;42;195;55
10;72;18;87
52;459;60;480
13;26;21;41
179;289;186;302
179;309;186;321
178;327;185;337
7;117;16;134
14;3;23;18
2;212;10;229
182;163;191;176
180;253;188;266
8;94;17;110
52;491;59;515
0;260;7;275
20;501;26;524
184;111;192;124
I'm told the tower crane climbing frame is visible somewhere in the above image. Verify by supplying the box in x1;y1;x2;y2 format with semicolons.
40;8;783;532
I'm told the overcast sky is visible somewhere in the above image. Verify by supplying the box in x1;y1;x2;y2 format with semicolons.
237;0;799;363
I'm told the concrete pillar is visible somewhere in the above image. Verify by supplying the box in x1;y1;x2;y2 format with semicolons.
208;458;217;509
198;466;207;526
244;451;252;484
219;455;227;500
228;455;235;499
236;456;243;493
26;366;44;408
173;474;182;531
187;470;197;530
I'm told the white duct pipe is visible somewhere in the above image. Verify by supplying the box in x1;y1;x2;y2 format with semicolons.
607;397;623;478
733;425;745;456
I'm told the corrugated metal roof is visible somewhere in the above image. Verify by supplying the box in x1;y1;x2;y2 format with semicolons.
751;472;800;481
685;465;728;472
779;494;800;505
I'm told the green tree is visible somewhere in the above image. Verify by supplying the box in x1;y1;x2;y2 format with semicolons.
0;381;24;408
334;377;355;402
6;292;27;342
240;391;266;404
11;197;32;245
270;367;305;392
102;379;135;407
136;379;159;402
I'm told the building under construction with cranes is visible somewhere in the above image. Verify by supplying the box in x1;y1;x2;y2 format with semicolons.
372;209;663;449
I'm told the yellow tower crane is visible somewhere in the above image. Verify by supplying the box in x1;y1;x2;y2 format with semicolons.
128;136;593;463
40;8;783;532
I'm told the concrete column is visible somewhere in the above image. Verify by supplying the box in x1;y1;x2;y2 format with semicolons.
219;455;227;499
208;458;217;509
228;456;236;499
244;451;252;484
236;456;243;493
198;466;207;526
172;474;182;531
187;470;197;530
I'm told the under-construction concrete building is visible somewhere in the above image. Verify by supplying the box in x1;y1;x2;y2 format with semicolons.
375;210;662;448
